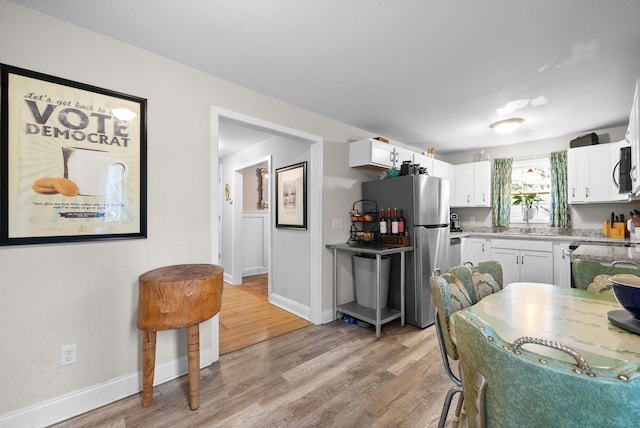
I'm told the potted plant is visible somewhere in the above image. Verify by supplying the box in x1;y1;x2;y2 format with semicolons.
512;192;541;223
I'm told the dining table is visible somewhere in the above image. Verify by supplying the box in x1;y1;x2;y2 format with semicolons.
450;282;640;427
451;281;640;369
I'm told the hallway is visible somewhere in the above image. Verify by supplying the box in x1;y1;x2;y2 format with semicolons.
219;274;311;354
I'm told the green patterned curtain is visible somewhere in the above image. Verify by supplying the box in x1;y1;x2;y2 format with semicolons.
492;158;512;226
549;150;571;228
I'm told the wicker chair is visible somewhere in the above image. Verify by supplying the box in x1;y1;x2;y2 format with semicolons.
429;261;503;428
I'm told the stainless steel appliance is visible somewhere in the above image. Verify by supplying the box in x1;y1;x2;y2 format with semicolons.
362;174;449;327
449;237;461;267
450;212;462;232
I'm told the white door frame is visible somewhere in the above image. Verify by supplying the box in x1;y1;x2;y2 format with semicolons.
210;106;323;349
230;155;271;285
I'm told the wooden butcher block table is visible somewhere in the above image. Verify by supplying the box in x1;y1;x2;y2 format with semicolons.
137;264;223;410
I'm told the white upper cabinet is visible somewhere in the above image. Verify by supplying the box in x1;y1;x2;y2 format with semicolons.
349;138;414;169
350;139;453;179
432;158;452;180
452;161;491;207
412;153;433;175
567;141;629;203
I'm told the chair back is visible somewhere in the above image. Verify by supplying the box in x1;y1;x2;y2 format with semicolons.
572;259;640;293
430;272;475;360
453;310;640;428
469;260;503;300
430;261;503;360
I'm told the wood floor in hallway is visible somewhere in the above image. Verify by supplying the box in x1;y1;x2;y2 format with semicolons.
219;273;311;354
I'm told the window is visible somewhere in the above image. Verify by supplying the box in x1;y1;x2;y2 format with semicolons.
510;156;551;224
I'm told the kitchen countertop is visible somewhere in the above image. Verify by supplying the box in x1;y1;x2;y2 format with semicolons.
572;243;640;264
451;227;640;246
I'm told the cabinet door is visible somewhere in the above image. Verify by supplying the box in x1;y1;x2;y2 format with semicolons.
585;145;613;201
553;242;571;287
393;146;414;168
462;238;491;265
491;247;520;285
370;141;396;168
453;163;473;206
413;153;434;175
432;158;451;180
472;161;491;207
349;139;395;168
567;148;580;203
520;250;554;284
568;144;617;203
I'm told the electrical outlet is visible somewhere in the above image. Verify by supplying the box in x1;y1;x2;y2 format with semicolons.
60;344;76;366
332;217;343;229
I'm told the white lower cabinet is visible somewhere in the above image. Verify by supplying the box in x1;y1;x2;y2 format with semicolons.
553;242;572;287
491;239;553;285
461;238;492;266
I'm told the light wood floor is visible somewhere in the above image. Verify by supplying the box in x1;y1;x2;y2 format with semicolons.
52;322;463;427
52;275;464;427
219;274;311;354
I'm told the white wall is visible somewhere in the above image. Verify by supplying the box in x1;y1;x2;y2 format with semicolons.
0;2;374;425
442;125;631;230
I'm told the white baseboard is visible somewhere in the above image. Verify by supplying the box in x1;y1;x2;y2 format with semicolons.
321;308;338;324
0;348;216;428
241;266;267;276
223;271;235;284
269;293;310;321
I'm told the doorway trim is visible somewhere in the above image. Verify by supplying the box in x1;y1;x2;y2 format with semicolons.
210;106;323;346
229;155;271;285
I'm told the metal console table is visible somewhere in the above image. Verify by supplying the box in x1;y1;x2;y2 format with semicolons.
326;243;413;339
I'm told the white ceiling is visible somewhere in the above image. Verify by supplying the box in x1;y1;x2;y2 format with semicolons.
11;0;640;155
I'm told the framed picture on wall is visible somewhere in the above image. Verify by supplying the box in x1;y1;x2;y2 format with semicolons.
275;161;307;229
0;64;147;245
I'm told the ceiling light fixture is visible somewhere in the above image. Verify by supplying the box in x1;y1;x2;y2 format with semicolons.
489;118;524;135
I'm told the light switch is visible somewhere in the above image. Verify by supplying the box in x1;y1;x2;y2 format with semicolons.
332;218;343;229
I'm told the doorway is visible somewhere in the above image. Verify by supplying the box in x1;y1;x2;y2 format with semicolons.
210;106;323;357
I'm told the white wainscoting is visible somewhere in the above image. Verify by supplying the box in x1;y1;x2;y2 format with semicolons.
242;213;268;276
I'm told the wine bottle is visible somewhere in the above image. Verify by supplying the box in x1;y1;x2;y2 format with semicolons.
391;208;399;235
398;209;405;236
379;208;387;235
386;208;392;235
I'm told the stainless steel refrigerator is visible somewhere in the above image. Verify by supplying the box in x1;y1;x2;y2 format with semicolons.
362;174;450;327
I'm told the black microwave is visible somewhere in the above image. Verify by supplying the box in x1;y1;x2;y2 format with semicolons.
618;146;632;193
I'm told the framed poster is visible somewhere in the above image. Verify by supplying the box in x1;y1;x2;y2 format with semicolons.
275;161;307;229
0;64;147;245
